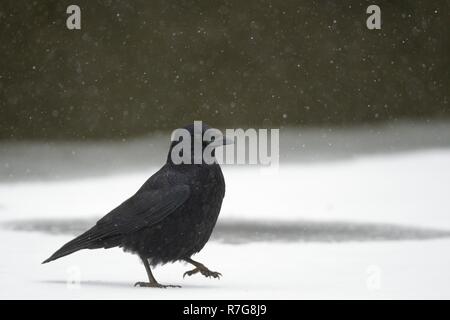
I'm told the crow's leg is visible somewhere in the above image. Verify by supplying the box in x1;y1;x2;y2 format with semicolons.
134;256;181;288
183;257;222;279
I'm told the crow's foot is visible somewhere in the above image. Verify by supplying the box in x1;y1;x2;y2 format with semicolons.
183;267;222;279
134;281;181;288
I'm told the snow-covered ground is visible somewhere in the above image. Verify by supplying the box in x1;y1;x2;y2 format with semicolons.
1;123;450;299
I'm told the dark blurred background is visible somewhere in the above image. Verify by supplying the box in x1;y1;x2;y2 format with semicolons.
0;0;449;140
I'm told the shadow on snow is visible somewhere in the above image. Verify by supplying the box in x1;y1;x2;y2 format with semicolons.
3;218;450;243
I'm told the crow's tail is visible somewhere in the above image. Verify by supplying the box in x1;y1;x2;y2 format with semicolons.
42;226;107;264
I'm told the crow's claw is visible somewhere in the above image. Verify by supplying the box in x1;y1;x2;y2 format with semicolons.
183;267;222;279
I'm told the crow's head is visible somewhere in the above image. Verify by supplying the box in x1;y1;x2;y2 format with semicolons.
168;121;233;164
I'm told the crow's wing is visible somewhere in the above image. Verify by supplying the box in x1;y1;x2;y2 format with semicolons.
42;184;190;263
95;184;191;236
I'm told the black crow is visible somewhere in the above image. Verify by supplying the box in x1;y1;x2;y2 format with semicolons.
43;123;232;288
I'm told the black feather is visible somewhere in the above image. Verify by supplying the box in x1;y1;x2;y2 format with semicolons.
43;123;226;268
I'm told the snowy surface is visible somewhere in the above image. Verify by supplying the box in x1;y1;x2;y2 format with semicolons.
1;125;450;299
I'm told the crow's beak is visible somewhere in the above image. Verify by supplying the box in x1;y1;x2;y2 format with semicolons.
209;135;234;148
